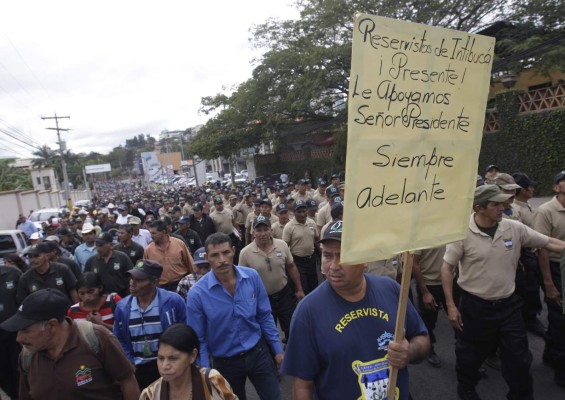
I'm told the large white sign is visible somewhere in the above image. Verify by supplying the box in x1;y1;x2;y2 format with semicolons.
85;163;112;174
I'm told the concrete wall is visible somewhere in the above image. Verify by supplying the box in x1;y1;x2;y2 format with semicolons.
0;189;89;230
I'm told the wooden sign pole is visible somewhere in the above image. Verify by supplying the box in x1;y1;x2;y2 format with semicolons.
387;252;414;400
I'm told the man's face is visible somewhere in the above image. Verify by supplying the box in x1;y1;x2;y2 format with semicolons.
259;204;271;215
245;196;253;206
28;252;49;269
294;207;307;223
96;242;112;258
120;209;128;216
501;188;516;208
129;277;155;297
254;225;272;245
321;240;365;291
477;201;505;223
522;186;535;199
17;321;55;353
485;169;498;181
117;229;131;243
215;202;224;211
277;210;289;224
194;263;211;279
205;241;235;278
83;230;96;245
179;222;189;231
230;198;237;207
149;227;166;244
78;286;103;309
107;215;116;225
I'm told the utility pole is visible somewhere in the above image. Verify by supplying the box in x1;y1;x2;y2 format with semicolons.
41;113;71;205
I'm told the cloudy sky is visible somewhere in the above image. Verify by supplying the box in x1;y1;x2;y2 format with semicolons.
0;0;299;159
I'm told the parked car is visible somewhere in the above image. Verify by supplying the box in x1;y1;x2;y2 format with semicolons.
0;229;28;266
28;208;62;230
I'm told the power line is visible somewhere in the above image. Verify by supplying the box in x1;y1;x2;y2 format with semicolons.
0;59;42;106
0;117;44;149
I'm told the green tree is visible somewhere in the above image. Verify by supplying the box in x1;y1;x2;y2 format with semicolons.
195;0;513;154
0;160;33;191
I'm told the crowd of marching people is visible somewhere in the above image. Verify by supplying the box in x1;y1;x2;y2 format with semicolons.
1;166;565;399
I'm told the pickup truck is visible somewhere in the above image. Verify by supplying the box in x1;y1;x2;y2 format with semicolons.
0;229;28;266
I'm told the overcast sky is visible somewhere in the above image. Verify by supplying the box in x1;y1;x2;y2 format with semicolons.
0;0;299;159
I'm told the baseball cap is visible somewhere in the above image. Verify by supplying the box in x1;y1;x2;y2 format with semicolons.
25;242;52;256
294;199;307;210
193;203;203;211
473;184;513;205
229;194;237;200
45;235;60;243
554;171;565;185
331;173;340;179
213;196;223;204
178;216;191;224
0;288;70;331
485;164;499;173
318;220;343;244
117;204;127;211
253;215;271;229
326;186;340;198
494;173;521;190
275;203;288;214
512;172;536;189
94;232;113;244
127;259;163;280
318;179;327;186
306;199;317;209
107;203;116;208
29;232;41;240
192;247;208;265
259;198;272;207
128;216;141;225
59;228;73;236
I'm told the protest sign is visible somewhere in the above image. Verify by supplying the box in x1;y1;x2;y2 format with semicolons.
342;14;495;264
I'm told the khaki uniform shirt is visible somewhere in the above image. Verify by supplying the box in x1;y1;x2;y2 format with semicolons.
282;218;317;257
210;209;235;235
445;214;548;300
513;199;535;228
271;221;287;240
412;246;446;286
312;191;326;207
367;255;402;280
534;196;565;262
239;239;294;294
292;192;313;202
316;203;332;228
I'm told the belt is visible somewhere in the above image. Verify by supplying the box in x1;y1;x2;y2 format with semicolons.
293;253;314;260
461;289;514;307
213;340;261;362
269;283;291;300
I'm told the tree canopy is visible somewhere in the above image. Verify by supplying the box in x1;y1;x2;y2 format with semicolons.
193;0;564;155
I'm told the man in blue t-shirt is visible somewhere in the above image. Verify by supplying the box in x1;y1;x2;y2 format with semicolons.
281;220;430;400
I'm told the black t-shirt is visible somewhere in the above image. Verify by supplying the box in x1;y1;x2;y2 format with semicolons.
476;222;498;239
113;242;144;265
17;263;77;303
0;265;22;322
84;251;133;297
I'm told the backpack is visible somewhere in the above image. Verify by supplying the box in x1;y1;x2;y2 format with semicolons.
20;320;100;374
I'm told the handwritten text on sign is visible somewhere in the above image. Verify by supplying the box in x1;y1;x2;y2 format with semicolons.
342;15;494;264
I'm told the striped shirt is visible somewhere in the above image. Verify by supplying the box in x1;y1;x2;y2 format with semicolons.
67;293;121;325
128;295;163;365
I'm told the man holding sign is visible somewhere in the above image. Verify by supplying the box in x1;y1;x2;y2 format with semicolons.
281;221;429;400
442;185;565;400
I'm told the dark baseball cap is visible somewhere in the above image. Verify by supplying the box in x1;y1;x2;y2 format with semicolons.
94;232;113;244
512;172;536;189
318;220;343;244
275;203;288;214
326;186;340;198
127;259;163;280
554;171;565;185
294;199;307;210
192;247;208;265
253;215;271;229
213;196;223;204
25;242;52;256
259;198;272;207
0;289;70;331
486;164;499;173
193;203;203;211
178;216;191;224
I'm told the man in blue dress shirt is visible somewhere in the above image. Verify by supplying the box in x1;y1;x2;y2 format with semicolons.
187;232;283;400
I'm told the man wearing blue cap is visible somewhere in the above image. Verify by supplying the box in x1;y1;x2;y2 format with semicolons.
282;221;429;400
176;247;210;300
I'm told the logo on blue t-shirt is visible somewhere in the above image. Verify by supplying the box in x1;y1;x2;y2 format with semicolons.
377;331;394;351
